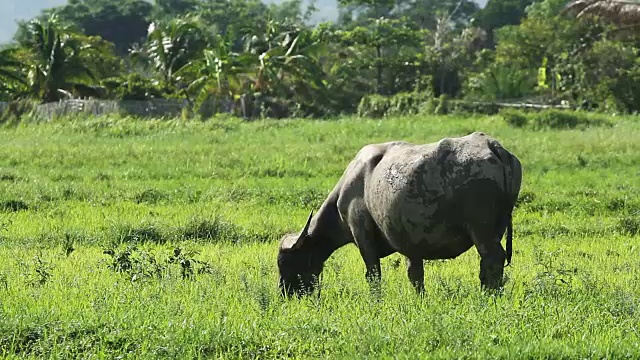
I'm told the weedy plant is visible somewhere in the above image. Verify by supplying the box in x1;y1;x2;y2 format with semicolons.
102;245;215;282
102;246;166;282
168;247;215;280
20;254;55;287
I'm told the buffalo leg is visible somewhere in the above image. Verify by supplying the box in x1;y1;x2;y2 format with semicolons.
351;240;381;298
363;255;382;296
469;227;506;291
406;257;424;294
347;204;382;296
354;231;381;297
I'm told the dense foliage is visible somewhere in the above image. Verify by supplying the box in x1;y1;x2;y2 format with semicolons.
3;0;640;116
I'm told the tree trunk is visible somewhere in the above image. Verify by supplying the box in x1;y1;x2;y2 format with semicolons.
376;45;383;95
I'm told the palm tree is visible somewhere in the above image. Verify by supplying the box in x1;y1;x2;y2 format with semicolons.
22;13;103;103
564;0;640;25
0;47;27;99
0;48;25;84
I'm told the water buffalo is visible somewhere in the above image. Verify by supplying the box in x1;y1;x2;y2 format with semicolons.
277;132;522;297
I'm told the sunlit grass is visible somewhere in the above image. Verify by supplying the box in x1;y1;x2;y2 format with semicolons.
0;113;639;358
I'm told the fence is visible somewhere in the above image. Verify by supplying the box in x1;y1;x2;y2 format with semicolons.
15;98;235;121
2;97;572;122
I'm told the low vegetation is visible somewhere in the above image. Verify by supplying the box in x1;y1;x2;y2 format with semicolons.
0;112;638;358
500;108;612;130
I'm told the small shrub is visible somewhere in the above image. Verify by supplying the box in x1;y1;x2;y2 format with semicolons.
531;110;581;130
265;187;326;208
61;185;88;201
385;92;426;117
0;200;29;212
239;263;274;313
515;191;536;208
500;109;611;131
179;216;241;242
357;94;393;118
168;247;214;280
134;188;165;204
0;100;38;124
24;255;54;287
102;246;166;281
94;172;112;181
500;109;529;128
180;106;193;121
103;246;135;273
607;289;637;318
111;223;166;245
0;273;7;291
449;101;501;115
527;250;578;299
576;154;589;167
541;224;571;238
246;228;274;243
220;188;251;203
419;97;438;115
61;232;76;257
102;246;214;282
433;94;450;115
0;172;18;182
617;216;639;236
357;92;432;118
357;93;506;118
530;110;610;130
607;197;628;212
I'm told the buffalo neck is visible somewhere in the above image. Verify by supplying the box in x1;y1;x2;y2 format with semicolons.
306;190;349;264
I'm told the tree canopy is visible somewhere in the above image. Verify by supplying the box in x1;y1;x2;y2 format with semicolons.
2;0;640;116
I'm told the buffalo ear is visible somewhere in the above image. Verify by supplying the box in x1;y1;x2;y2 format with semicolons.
280;211;313;251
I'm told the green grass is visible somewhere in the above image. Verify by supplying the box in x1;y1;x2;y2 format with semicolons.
0;113;639;358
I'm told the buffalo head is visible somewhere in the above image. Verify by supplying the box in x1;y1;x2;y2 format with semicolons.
277;211;323;297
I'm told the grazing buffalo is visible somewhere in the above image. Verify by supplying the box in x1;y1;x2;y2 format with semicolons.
277;132;522;296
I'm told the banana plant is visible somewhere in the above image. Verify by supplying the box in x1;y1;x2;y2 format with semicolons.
179;30;255;115
132;15;208;90
243;20;331;116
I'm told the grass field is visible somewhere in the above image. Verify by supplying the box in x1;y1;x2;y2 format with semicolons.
0;113;639;358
